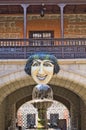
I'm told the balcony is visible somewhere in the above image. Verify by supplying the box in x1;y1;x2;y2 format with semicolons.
0;38;86;59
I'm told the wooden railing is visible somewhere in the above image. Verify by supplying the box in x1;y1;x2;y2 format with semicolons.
0;38;86;59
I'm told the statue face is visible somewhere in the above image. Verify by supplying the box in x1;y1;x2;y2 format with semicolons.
31;59;54;84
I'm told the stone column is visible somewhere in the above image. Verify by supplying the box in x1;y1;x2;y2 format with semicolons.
80;100;86;130
31;100;53;129
0;103;5;130
10;104;16;130
70;105;80;130
21;4;29;39
5;102;12;130
58;4;66;38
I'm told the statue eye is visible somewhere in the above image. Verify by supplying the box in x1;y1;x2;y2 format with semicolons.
32;62;40;67
43;62;52;67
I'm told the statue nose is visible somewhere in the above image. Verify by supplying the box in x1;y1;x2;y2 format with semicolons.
38;65;44;74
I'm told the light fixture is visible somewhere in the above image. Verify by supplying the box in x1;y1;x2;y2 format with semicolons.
40;3;46;17
40;9;45;17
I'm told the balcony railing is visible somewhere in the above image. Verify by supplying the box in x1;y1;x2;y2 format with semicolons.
0;38;86;59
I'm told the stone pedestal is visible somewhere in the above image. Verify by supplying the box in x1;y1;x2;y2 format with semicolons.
31;99;53;129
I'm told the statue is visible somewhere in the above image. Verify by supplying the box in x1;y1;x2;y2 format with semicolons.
24;53;60;129
25;53;60;84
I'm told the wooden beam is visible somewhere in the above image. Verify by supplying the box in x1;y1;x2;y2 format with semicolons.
0;0;86;5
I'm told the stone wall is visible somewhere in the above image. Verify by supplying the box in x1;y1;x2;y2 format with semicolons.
0;15;23;38
64;14;86;38
0;59;86;77
0;14;86;38
0;58;86;130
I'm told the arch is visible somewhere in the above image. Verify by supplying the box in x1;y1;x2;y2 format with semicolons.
3;84;81;130
0;68;85;130
16;95;70;112
0;69;86;104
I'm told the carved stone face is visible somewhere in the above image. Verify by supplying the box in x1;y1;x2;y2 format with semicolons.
31;59;54;84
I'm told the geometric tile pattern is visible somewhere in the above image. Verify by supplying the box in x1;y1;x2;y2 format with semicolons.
17;101;69;129
17;103;38;128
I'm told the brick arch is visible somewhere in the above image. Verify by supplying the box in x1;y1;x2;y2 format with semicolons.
0;69;86;104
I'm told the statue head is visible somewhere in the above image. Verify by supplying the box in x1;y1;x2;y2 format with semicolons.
25;53;60;84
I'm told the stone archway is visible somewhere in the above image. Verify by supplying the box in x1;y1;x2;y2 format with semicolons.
0;69;86;103
1;85;81;130
0;69;86;130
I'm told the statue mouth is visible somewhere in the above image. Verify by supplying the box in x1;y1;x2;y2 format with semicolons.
37;75;47;80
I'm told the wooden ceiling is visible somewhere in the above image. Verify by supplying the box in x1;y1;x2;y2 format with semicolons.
0;0;86;4
0;5;86;14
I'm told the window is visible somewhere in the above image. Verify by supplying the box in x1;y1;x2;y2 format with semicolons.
29;31;54;46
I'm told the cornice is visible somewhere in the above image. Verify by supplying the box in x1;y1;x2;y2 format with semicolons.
0;0;86;5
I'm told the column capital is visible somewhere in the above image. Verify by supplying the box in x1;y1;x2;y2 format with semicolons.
57;3;65;38
21;4;29;39
21;4;29;9
58;3;66;8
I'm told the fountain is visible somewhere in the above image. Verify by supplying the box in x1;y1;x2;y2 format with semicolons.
24;53;60;129
30;84;53;129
